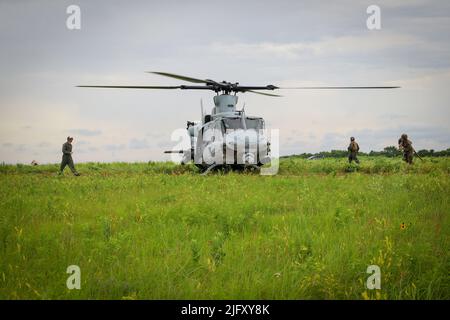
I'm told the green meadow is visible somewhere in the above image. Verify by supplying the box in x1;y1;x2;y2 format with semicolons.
0;157;449;299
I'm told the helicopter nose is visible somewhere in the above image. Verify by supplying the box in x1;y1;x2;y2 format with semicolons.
242;152;255;164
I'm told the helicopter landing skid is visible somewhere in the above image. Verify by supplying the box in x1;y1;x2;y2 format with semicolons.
246;164;261;172
201;164;221;175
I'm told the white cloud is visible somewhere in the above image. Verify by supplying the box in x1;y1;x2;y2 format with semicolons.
209;33;421;59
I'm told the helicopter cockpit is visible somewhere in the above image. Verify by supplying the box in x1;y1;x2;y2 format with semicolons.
220;117;265;131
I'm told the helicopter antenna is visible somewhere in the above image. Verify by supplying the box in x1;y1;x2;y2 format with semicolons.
241;104;247;130
200;98;205;124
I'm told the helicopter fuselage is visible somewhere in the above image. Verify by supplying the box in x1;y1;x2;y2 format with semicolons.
176;94;271;171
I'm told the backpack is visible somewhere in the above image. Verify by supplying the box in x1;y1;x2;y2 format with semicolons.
349;141;359;152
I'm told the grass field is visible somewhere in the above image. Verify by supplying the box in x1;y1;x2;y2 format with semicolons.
0;157;449;299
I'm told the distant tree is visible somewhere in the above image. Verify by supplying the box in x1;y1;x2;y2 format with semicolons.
284;147;450;159
383;146;401;157
417;149;429;157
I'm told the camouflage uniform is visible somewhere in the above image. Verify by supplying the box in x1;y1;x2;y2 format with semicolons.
398;134;413;164
60;141;79;175
348;139;360;164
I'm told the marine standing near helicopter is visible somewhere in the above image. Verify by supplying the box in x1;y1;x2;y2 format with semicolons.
59;136;80;176
348;137;360;164
398;133;414;164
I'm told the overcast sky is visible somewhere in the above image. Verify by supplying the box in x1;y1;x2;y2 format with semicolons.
1;0;449;163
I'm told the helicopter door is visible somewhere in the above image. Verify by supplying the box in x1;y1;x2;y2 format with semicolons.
198;121;225;165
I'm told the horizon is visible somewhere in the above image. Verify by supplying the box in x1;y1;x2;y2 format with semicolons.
2;145;449;166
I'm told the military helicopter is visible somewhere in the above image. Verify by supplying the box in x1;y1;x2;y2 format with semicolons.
78;72;398;174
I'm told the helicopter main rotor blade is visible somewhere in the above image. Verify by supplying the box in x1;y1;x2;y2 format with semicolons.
77;85;182;89
247;90;282;97
279;86;400;89
147;71;214;84
77;85;219;92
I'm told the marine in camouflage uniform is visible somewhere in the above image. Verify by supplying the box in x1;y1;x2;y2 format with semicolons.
347;137;360;164
398;133;413;164
60;137;80;176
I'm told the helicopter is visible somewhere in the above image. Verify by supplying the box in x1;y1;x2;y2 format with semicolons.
78;71;399;174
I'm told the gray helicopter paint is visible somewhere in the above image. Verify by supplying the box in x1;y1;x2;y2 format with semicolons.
213;94;238;114
183;94;270;169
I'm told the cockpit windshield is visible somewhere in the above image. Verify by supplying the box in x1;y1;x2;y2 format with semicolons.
245;118;264;129
222;117;264;130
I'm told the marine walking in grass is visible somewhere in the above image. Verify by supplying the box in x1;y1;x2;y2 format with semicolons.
398;133;414;164
347;137;360;164
59;136;80;176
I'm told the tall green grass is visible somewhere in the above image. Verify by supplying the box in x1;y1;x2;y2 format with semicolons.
0;157;449;299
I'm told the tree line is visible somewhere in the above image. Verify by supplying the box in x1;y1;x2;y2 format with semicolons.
283;147;450;159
